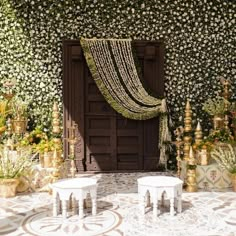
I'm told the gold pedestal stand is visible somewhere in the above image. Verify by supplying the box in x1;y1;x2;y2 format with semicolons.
173;126;184;178
183;100;192;161
194;122;203;146
183;100;198;192
67;123;78;178
186;146;197;192
51;102;63;183
220;77;231;130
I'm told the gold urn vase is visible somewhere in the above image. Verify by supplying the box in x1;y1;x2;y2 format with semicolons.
213;115;224;130
186;169;197;192
12;118;27;134
199;148;210;166
0;178;19;198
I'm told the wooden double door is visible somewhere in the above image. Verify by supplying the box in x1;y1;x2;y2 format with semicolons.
63;40;164;172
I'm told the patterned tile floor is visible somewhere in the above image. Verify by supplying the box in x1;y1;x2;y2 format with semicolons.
0;172;236;236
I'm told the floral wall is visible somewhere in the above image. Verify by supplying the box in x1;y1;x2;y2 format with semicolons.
0;0;235;133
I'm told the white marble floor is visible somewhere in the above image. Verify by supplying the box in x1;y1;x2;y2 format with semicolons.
0;172;236;236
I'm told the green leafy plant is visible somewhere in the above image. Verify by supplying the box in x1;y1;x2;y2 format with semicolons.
211;144;236;175
20;126;48;147
206;128;235;144
195;139;214;152
35;139;58;153
202;96;229;116
0;148;34;179
10;96;29;119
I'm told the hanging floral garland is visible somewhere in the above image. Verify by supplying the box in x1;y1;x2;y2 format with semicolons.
80;38;171;166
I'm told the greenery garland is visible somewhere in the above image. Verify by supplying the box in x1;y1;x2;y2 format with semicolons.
81;38;165;119
80;38;171;165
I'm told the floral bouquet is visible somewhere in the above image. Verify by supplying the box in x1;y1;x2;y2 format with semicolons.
211;144;236;175
0;148;34;179
202;96;229;116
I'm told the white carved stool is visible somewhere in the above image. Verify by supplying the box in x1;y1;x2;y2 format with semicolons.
137;176;183;217
51;178;97;219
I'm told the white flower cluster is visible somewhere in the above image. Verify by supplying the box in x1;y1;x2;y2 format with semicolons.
0;0;235;132
211;144;236;174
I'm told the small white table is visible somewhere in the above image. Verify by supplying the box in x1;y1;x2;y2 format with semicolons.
137;176;183;217
51;178;97;219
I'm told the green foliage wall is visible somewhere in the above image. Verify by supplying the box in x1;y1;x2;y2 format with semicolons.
0;0;235;133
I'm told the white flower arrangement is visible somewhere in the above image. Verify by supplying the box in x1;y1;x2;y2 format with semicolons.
0;0;234;133
202;96;229;116
211;144;236;175
0;147;34;179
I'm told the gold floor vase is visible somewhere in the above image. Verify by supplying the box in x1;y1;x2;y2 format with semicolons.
0;178;19;198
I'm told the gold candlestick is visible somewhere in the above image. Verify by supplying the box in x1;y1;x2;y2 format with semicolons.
173;126;184;178
220;77;231;130
194;122;203;145
68;123;78;178
184;100;192;133
51;102;62;183
186;146;197;192
183;100;192;161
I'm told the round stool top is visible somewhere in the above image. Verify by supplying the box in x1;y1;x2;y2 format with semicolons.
51;178;97;189
137;176;183;187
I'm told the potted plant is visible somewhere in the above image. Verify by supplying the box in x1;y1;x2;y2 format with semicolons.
20;126;48;147
207;128;235;144
10;97;29;134
0;147;33;197
211;144;236;191
202;96;229;130
19;127;49;166
35;139;62;168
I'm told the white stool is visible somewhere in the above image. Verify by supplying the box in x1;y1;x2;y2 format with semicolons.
51;178;97;219
137;176;183;217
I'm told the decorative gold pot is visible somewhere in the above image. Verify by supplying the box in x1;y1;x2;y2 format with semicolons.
0;178;19;197
213;115;224;130
43;151;54;168
40;150;62;168
199;148;210;166
12;118;27;134
186;169;197;192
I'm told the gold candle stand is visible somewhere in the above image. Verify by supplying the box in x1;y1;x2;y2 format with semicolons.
51;102;62;183
194;122;203;145
173;126;184;178
220;77;231;130
183;100;192;161
67;123;78;178
186;146;198;192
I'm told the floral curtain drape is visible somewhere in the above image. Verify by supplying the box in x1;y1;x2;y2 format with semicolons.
80;38;171;166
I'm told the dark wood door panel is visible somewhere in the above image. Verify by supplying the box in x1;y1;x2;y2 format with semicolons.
117;153;139;170
86;153;112;171
87;117;111;129
63;40;164;172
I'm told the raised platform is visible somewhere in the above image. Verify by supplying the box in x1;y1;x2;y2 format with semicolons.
17;163;68;193
196;163;232;189
180;161;232;190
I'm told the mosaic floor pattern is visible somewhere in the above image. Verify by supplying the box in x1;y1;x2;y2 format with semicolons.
0;172;236;236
